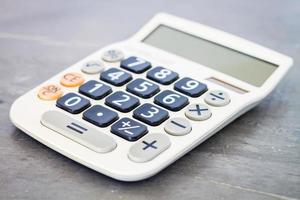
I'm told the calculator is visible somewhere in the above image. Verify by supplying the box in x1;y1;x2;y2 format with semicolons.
10;13;293;181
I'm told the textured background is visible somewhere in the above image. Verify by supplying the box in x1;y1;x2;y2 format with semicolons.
0;0;299;200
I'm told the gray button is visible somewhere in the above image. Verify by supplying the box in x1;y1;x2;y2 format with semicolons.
41;110;117;153
81;60;105;74
204;90;230;107
164;118;192;136
128;133;170;163
101;49;124;62
185;104;212;121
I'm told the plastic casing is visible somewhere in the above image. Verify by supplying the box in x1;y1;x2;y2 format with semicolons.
10;13;293;181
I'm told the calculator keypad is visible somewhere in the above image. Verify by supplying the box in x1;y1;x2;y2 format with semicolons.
40;52;232;163
56;93;91;114
174;77;207;97
105;91;140;112
121;56;151;73
147;66;178;85
79;80;112;100
133;103;169;126
100;68;132;86
83;105;118;127
154;90;189;111
111;117;148;141
126;78;160;98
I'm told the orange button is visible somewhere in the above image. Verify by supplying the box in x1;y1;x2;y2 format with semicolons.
38;84;63;100
60;72;85;87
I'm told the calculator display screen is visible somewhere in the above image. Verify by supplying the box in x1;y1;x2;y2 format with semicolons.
142;25;278;86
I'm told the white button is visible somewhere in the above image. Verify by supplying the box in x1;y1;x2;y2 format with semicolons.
204;90;230;107
101;49;124;62
81;60;105;74
41;111;116;153
164;118;192;136
128;133;170;163
185;104;212;121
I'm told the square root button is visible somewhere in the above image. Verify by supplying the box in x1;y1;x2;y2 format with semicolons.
128;133;171;163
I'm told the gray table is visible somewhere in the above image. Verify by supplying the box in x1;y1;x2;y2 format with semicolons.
0;1;299;199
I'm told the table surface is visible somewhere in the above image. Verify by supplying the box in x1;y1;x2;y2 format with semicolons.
0;1;299;200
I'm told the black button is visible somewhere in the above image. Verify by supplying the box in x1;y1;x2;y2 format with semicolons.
105;91;140;112
100;68;132;86
121;56;151;73
146;66;178;85
79;80;112;100
126;78;160;98
83;105;118;127
154;90;189;111
174;77;207;97
133;103;169;126
111;117;148;141
56;93;91;114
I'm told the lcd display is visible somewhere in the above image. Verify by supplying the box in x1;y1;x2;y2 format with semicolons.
142;25;277;86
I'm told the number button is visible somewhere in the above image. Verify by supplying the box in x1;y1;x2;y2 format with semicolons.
111;118;148;141
100;68;132;86
83;105;118;127
79;80;112;100
174;77;207;97
154;90;189;111
133;103;169;126
56;93;91;114
121;56;151;73
126;78;160;98
147;66;178;85
105;91;140;112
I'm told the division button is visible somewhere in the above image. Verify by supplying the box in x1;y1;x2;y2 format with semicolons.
38;84;63;100
101;49;124;62
204;90;230;107
60;72;85;87
81;60;105;74
83;105;118;127
185;104;212;121
41;110;117;153
111;118;148;141
128;133;171;163
164;118;192;136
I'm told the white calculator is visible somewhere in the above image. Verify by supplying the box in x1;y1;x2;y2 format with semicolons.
10;13;293;181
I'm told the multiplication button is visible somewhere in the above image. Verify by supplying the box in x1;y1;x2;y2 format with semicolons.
204;90;230;107
185;104;212;121
128;133;171;163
